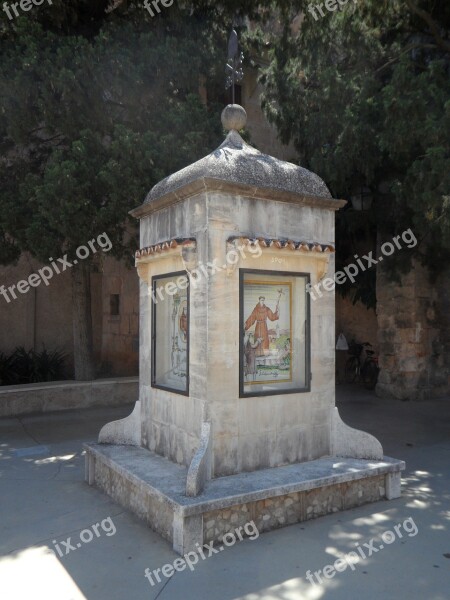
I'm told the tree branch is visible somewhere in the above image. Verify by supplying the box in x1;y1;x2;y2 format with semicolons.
376;43;437;74
40;133;65;144
405;0;450;53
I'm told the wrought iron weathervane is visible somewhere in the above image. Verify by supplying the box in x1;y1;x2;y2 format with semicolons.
225;29;244;104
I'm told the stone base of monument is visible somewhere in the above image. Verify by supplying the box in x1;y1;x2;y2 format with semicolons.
84;442;405;555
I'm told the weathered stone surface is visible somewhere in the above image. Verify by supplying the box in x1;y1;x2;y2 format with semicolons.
0;377;137;418
125;189;347;476
173;513;203;555
85;442;404;554
331;407;383;460
376;257;450;400
385;471;402;499
186;422;211;497
99;401;141;446
221;104;247;132
85;442;404;516
143;130;334;206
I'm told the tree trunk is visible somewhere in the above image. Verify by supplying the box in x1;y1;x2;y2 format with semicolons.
72;263;95;381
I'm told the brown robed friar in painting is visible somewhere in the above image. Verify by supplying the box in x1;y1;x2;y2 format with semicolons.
244;297;279;356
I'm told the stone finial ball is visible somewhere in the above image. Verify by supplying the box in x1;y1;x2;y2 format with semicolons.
221;104;247;131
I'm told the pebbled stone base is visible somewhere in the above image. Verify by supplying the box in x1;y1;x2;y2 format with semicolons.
85;443;405;555
203;475;386;544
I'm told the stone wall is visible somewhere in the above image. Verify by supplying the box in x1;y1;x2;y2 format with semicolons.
0;251;139;379
0;377;137;417
93;455;174;543
100;255;139;377
86;439;403;555
376;258;449;400
438;266;450;390
335;295;378;382
138;196;208;468
207;193;336;476
0;252;99;374
336;295;378;350
136;190;338;475
203;474;386;544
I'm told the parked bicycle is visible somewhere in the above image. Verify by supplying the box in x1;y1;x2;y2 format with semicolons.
345;341;379;390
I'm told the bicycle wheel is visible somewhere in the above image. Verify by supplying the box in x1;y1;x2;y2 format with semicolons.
345;356;359;383
362;361;379;390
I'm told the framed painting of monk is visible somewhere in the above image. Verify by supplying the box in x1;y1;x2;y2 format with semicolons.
239;269;310;397
151;271;190;396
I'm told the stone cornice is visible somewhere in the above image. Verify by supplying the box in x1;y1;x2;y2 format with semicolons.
135;238;197;284
135;238;196;261
227;237;335;254
130;177;347;219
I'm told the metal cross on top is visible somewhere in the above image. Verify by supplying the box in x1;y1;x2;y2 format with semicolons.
225;29;244;104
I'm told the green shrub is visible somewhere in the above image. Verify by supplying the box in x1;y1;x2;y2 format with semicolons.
0;347;67;385
32;348;67;383
0;352;15;385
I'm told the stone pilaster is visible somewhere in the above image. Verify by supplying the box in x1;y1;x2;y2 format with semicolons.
376;258;449;400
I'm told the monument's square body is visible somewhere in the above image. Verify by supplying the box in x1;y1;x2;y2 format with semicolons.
85;105;404;554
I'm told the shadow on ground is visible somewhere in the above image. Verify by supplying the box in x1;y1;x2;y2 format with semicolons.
0;388;449;600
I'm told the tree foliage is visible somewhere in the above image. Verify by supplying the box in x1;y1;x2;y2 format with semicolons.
0;5;227;265
0;0;280;263
0;0;275;377
259;0;450;299
0;0;284;379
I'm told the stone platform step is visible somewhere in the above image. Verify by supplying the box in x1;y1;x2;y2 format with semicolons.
85;442;405;555
85;442;404;516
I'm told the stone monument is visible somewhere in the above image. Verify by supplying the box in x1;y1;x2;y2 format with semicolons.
85;103;404;555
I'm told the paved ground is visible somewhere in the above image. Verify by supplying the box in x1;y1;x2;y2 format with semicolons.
0;386;449;600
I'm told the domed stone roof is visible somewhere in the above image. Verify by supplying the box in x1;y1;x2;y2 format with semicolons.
144;105;333;205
